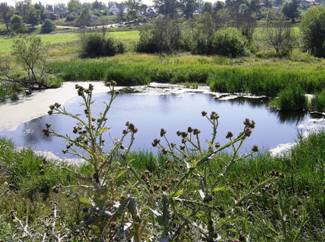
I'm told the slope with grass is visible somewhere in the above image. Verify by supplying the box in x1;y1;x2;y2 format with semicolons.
0;130;324;240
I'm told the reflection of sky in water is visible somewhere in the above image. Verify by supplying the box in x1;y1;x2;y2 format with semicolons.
0;92;310;158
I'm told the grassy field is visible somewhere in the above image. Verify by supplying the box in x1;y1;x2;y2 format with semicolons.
0;30;140;59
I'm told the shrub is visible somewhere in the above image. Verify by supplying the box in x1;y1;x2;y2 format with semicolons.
300;6;325;58
207;29;247;57
10;15;25;34
311;89;325;112
136;17;183;53
40;19;55;34
81;33;125;58
277;85;307;111
266;20;296;57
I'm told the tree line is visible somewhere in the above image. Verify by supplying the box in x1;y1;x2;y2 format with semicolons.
1;0;323;33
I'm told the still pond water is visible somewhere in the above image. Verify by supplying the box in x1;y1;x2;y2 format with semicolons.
0;92;311;158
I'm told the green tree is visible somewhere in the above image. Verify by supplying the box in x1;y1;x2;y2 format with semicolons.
26;7;41;27
10;15;26;33
41;19;56;33
154;0;179;18
12;36;50;88
300;6;325;57
0;3;13;31
77;8;91;27
125;0;141;20
68;0;82;14
282;0;300;23
181;0;198;18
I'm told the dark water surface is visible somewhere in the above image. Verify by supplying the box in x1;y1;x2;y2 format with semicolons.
0;92;310;158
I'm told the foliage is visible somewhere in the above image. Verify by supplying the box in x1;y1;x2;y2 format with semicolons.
266;20;296;57
10;15;26;34
49;57;325;96
206;29;247;57
40;19;56;34
41;84;259;240
0;138;74;200
277;85;307;111
282;0;300;23
12;36;59;89
0;85;324;240
80;33;125;58
0;3;13;31
136;17;183;53
300;6;325;58
311;89;325;112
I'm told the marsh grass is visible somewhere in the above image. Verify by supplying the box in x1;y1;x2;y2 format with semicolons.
49;56;325;95
311;89;325;112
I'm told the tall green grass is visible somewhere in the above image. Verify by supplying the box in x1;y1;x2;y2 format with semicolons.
48;58;325;95
311;89;325;112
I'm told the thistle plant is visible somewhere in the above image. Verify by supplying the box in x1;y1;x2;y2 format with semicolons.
43;83;141;240
128;111;260;241
41;84;272;241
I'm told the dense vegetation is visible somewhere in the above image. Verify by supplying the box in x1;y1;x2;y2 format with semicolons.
0;84;324;240
80;32;125;58
48;57;325;96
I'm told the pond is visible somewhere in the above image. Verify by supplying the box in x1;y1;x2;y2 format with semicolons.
0;90;316;159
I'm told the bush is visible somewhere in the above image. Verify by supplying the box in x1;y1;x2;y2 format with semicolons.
136;17;183;53
300;6;325;58
41;19;56;34
311;89;325;112
81;33;125;58
205;29;247;57
266;20;296;57
10;15;26;34
277;85;307;111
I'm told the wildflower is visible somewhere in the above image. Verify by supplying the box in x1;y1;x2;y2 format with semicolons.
152;139;160;147
201;111;207;116
48;110;53;115
252;145;258;152
43;128;50;137
193;128;200;135
226;131;233;139
187;127;193;133
89;84;94;91
160;128;166;137
210;112;219;120
54;102;61;108
180;132;188;139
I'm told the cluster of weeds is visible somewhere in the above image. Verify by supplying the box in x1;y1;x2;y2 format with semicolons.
1;84;324;240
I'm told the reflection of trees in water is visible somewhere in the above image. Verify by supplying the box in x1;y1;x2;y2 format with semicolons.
217;97;270;108
275;111;307;124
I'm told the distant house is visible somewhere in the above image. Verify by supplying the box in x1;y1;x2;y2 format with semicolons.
301;0;320;7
